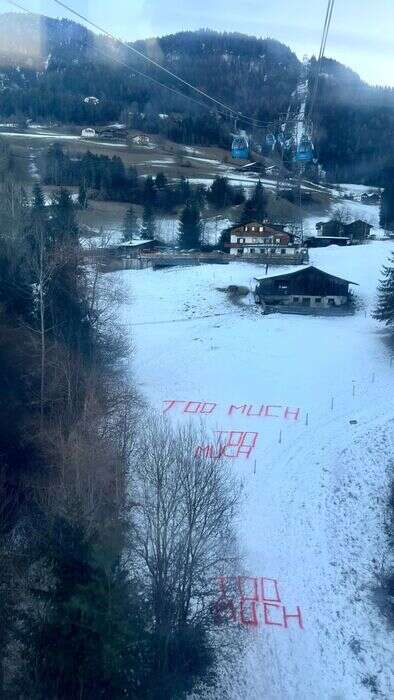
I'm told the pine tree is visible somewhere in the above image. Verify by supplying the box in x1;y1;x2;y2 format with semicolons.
143;176;157;206
155;172;168;190
240;180;268;224
373;253;394;326
32;181;46;210
122;206;136;242
207;176;230;209
176;177;191;206
178;203;202;250
140;202;156;240
380;186;394;231
78;182;88;209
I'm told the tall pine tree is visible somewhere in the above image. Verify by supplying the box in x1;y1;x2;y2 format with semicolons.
178;204;202;250
380;186;394;231
373;253;394;327
240;180;268;224
122;206;137;242
140;202;156;240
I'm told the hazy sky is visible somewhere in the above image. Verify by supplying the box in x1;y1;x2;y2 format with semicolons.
4;0;394;86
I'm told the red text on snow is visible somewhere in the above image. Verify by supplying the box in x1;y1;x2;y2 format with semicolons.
195;430;259;460
213;576;304;630
163;400;300;421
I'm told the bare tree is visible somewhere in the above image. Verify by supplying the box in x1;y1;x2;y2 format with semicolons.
332;204;353;224
129;416;241;665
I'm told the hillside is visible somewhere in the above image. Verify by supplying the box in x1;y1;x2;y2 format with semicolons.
0;12;393;183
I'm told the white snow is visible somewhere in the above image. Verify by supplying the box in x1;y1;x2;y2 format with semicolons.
117;239;394;699
188;156;222;165
0;131;82;141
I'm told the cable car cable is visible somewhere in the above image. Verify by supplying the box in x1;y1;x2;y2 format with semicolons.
49;0;274;129
307;0;335;123
6;0;305;132
4;0;269;126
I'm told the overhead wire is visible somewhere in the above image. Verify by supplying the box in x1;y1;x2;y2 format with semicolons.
6;0;282;130
5;0;240;118
4;0;332;140
49;0;276;128
307;0;335;123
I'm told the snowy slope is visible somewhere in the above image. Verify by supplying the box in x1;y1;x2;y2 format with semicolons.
116;241;394;699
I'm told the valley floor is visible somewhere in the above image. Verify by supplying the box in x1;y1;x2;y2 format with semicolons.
117;240;393;699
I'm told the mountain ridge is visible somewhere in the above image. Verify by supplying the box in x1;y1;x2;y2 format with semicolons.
0;12;393;183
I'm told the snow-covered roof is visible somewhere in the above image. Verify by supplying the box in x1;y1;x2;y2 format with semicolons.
116;239;155;248
255;265;359;285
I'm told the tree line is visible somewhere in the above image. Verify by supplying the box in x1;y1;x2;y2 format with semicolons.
43;144;245;210
0;137;242;698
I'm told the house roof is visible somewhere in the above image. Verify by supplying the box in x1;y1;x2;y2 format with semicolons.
116;239;158;248
318;218;372;229
255;265;359;285
231;221;286;232
344;219;372;227
305;235;349;241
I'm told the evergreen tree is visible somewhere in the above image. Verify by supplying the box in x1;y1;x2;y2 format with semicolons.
122;206;137;242
49;190;91;356
176;177;192;206
78;182;88;209
217;226;231;252
140;202;156;240
32;181;46;211
207;176;230;209
143;176;157;206
178;203;202;250
240;180;268;224
51;188;79;244
380;185;394;231
19;517;145;699
373;253;394;327
155;171;168;190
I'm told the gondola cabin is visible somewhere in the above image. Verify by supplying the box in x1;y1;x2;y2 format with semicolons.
231;132;250;159
295;135;314;163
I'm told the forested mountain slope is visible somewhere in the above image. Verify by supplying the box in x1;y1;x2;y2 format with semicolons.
0;12;393;183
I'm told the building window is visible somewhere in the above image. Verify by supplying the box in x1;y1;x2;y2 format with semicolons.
281;249;286;254
302;297;311;305
250;248;255;253
293;296;299;302
252;226;255;231
328;298;335;305
259;226;263;232
244;226;247;232
315;297;322;303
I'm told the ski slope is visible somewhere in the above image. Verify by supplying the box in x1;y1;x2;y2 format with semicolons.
117;240;393;699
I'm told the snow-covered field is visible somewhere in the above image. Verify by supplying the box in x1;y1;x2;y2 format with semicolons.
117;240;393;699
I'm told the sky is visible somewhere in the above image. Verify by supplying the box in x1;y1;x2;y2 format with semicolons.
2;0;394;86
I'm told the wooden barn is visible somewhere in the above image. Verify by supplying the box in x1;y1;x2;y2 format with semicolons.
305;235;350;248
254;265;358;309
315;219;372;242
